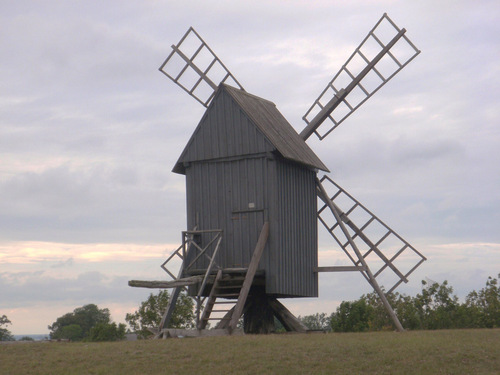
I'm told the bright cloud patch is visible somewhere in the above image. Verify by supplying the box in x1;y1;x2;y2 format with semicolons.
0;241;179;264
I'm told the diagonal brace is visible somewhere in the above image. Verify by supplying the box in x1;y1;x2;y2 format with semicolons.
228;222;269;332
318;192;408;284
316;178;404;332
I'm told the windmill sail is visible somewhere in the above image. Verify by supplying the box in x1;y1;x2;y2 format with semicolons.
301;13;420;140
140;15;426;336
159;27;244;107
317;175;426;294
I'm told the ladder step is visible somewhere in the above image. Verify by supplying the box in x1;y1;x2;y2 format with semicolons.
221;268;248;274
217;285;242;289
201;316;231;321
216;293;239;297
213;300;237;304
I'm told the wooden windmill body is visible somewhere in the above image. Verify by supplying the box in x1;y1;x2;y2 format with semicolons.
176;85;328;297
129;14;427;337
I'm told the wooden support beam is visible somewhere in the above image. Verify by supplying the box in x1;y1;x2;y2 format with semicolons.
315;266;367;272
228;222;269;332
158;286;181;335
300;28;406;141
128;276;204;289
160;328;243;338
269;298;307;333
156;226;199;334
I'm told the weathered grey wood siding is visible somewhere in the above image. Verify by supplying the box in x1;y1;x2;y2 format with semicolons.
174;89;275;173
185;157;267;268
185;156;318;297
178;85;321;297
273;159;318;297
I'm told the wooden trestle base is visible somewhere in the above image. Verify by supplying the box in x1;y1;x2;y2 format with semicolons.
154;291;308;339
243;287;309;334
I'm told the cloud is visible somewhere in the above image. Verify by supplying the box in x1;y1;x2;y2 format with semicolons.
0;269;153;309
0;241;178;265
0;164;186;243
50;257;74;268
391;106;424;115
1;0;499;334
0;269;156;334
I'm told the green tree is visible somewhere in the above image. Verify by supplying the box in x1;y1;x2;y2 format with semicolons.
362;280;461;331
87;322;126;342
361;292;395;330
0;314;15;341
330;299;374;332
327;276;500;332
413;280;460;329
59;324;84;341
126;290;195;339
393;293;422;330
48;304;111;341
299;312;331;331
465;274;500;328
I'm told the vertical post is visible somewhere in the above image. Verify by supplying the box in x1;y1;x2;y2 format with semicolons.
158;285;182;333
228;222;269;332
158;232;190;333
316;178;404;332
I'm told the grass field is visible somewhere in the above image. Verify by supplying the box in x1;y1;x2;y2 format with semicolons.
1;329;499;374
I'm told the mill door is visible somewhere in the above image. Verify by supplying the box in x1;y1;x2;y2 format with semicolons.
229;208;265;269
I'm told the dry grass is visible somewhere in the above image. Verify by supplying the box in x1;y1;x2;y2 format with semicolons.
1;329;499;374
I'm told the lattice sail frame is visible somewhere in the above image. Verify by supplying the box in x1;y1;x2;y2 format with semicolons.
159;27;244;107
318;175;426;294
161;230;223;279
159;229;224;330
303;13;420;140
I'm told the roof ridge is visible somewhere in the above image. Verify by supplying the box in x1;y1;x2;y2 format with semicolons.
221;84;276;106
222;85;329;173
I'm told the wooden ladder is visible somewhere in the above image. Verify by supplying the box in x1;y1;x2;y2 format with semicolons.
198;222;269;332
198;270;242;329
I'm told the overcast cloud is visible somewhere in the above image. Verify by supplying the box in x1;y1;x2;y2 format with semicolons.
1;1;499;334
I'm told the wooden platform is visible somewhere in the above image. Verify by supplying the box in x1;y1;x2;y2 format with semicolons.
158;328;244;338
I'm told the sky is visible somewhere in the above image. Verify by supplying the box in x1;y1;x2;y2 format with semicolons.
1;0;499;335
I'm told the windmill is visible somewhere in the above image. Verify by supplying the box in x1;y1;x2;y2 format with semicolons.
129;13;426;337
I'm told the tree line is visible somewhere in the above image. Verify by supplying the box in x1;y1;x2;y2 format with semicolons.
1;274;498;342
299;274;500;332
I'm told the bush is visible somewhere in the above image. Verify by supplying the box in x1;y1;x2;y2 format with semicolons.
328;275;500;332
18;336;35;341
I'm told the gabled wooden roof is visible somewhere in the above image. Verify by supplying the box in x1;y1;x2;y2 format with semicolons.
173;84;329;174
